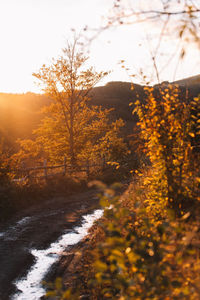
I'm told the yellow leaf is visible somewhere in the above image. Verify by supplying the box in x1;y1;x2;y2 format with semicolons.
189;132;195;137
125;247;131;254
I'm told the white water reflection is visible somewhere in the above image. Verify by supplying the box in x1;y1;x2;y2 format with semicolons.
16;216;32;226
0;216;33;241
13;209;103;300
0;232;5;238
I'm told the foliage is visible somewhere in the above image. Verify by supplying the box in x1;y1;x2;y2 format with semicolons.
0;138;10;185
12;39;128;168
34;104;126;165
45;278;78;300
134;84;200;210
86;182;200;300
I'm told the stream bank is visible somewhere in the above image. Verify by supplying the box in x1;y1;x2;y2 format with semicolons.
0;188;100;300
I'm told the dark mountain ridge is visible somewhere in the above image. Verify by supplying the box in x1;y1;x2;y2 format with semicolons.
0;76;199;148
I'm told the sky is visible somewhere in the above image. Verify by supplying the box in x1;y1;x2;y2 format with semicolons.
0;0;199;93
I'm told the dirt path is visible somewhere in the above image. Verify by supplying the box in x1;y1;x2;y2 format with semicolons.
0;188;100;300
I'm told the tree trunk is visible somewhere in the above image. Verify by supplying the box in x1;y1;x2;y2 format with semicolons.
69;128;75;166
69;95;75;166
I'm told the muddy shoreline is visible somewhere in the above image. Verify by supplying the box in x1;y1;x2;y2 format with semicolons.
42;183;128;299
0;188;100;300
43;231;98;300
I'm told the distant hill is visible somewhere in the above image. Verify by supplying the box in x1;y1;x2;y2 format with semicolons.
89;81;145;136
90;81;144;120
154;75;200;101
173;74;200;86
0;76;200;150
90;78;200;135
0;93;50;148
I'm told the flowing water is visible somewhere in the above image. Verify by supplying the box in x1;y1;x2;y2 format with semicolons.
12;209;103;300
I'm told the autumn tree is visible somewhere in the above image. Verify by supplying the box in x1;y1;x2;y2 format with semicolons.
15;38;127;167
134;84;200;212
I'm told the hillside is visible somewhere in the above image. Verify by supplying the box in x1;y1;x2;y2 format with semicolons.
89;81;145;135
0;93;50;148
174;74;200;86
0;77;200;150
0;83;141;147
